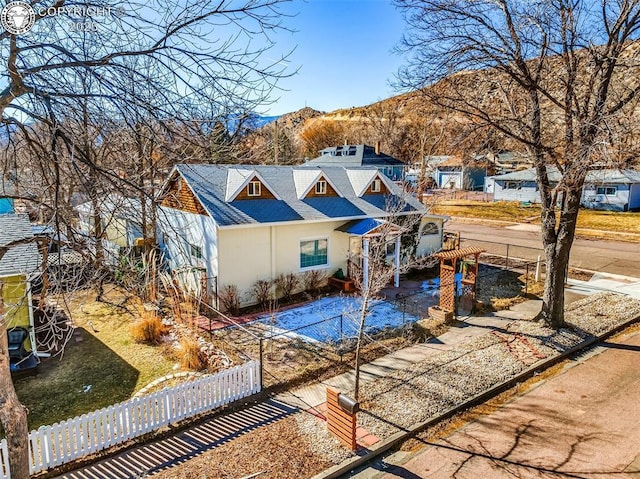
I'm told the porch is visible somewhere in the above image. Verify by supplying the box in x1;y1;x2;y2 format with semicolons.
335;218;404;289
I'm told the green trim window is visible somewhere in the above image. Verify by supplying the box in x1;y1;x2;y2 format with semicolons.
300;239;328;269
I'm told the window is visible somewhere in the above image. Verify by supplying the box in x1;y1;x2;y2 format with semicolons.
247;181;261;197
315;180;327;195
596;186;616;196
504;181;521;190
300;239;328;268
421;222;439;236
371;179;382;193
190;243;203;259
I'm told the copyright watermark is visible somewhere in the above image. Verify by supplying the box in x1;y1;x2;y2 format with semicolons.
1;2;121;35
1;2;36;35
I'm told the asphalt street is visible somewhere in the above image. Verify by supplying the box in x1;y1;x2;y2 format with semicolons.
448;220;640;276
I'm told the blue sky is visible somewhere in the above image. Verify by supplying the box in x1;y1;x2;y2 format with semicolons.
265;0;406;115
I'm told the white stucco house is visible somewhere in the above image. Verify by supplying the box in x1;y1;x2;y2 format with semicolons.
157;164;446;307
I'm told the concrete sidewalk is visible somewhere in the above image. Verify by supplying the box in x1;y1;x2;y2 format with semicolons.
275;301;542;410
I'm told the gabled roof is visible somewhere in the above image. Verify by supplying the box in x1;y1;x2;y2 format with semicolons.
345;169;393;196
224;169;280;201
165;164;425;227
0;214;40;277
293;170;343;199
307;144;406;168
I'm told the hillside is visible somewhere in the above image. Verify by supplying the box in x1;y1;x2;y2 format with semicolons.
244;44;640;167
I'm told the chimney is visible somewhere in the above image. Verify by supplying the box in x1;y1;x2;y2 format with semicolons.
375;141;381;155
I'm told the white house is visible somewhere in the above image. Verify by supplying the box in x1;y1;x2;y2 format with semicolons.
488;167;640;211
157;164;446;306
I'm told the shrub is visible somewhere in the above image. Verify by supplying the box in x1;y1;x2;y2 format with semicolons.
131;312;167;345
251;279;274;309
218;284;240;315
302;269;327;294
274;273;300;302
178;336;207;371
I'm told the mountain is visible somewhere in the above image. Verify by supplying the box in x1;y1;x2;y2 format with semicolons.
244;45;640;167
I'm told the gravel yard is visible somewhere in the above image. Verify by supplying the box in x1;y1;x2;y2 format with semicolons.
149;292;640;478
299;292;640;466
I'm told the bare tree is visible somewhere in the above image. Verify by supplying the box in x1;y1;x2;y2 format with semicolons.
348;197;434;400
0;1;292;476
395;0;640;328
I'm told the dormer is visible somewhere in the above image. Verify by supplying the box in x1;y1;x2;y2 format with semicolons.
225;168;280;202
346;169;391;197
364;175;390;195
293;169;342;199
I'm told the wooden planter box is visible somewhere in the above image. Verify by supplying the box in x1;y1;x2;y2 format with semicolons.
428;306;454;323
328;276;356;293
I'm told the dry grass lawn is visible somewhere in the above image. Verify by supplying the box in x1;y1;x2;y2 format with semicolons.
13;285;175;430
432;200;640;236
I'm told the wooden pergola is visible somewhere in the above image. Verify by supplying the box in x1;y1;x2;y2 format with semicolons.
433;246;486;314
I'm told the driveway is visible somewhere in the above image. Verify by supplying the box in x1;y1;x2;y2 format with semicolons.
448;220;640;276
351;330;640;478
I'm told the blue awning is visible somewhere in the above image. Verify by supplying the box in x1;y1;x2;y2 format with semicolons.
335;218;405;236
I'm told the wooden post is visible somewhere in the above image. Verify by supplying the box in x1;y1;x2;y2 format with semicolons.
326;387;357;451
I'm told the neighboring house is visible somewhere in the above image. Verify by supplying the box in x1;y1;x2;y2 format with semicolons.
488;167;640;211
305;143;407;181
76;195;151;264
406;156;452;190
581;169;640;211
0;214;40;372
434;157;493;191
157;164;445;307
0;179;15;214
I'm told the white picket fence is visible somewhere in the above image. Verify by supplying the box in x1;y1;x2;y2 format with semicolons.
0;361;260;478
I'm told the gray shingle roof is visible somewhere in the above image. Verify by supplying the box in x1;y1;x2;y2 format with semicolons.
172;164;424;227
0;214;40;277
490;167;640;184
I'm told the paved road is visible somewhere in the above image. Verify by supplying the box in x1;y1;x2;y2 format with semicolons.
349;330;640;479
448;220;640;276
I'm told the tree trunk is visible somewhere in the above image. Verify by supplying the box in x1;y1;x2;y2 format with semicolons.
353;295;370;401
0;290;31;479
539;189;581;329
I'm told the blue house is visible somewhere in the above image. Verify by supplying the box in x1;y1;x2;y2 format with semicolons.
305;143;407;181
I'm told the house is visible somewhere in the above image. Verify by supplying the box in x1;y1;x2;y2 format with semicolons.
485;167;549;203
157;165;446;307
488;167;640;211
434;156;493;190
76;195;152;264
305;143;407;181
406;156;451;190
0;179;15;214
0;214;40;373
581;169;640;211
